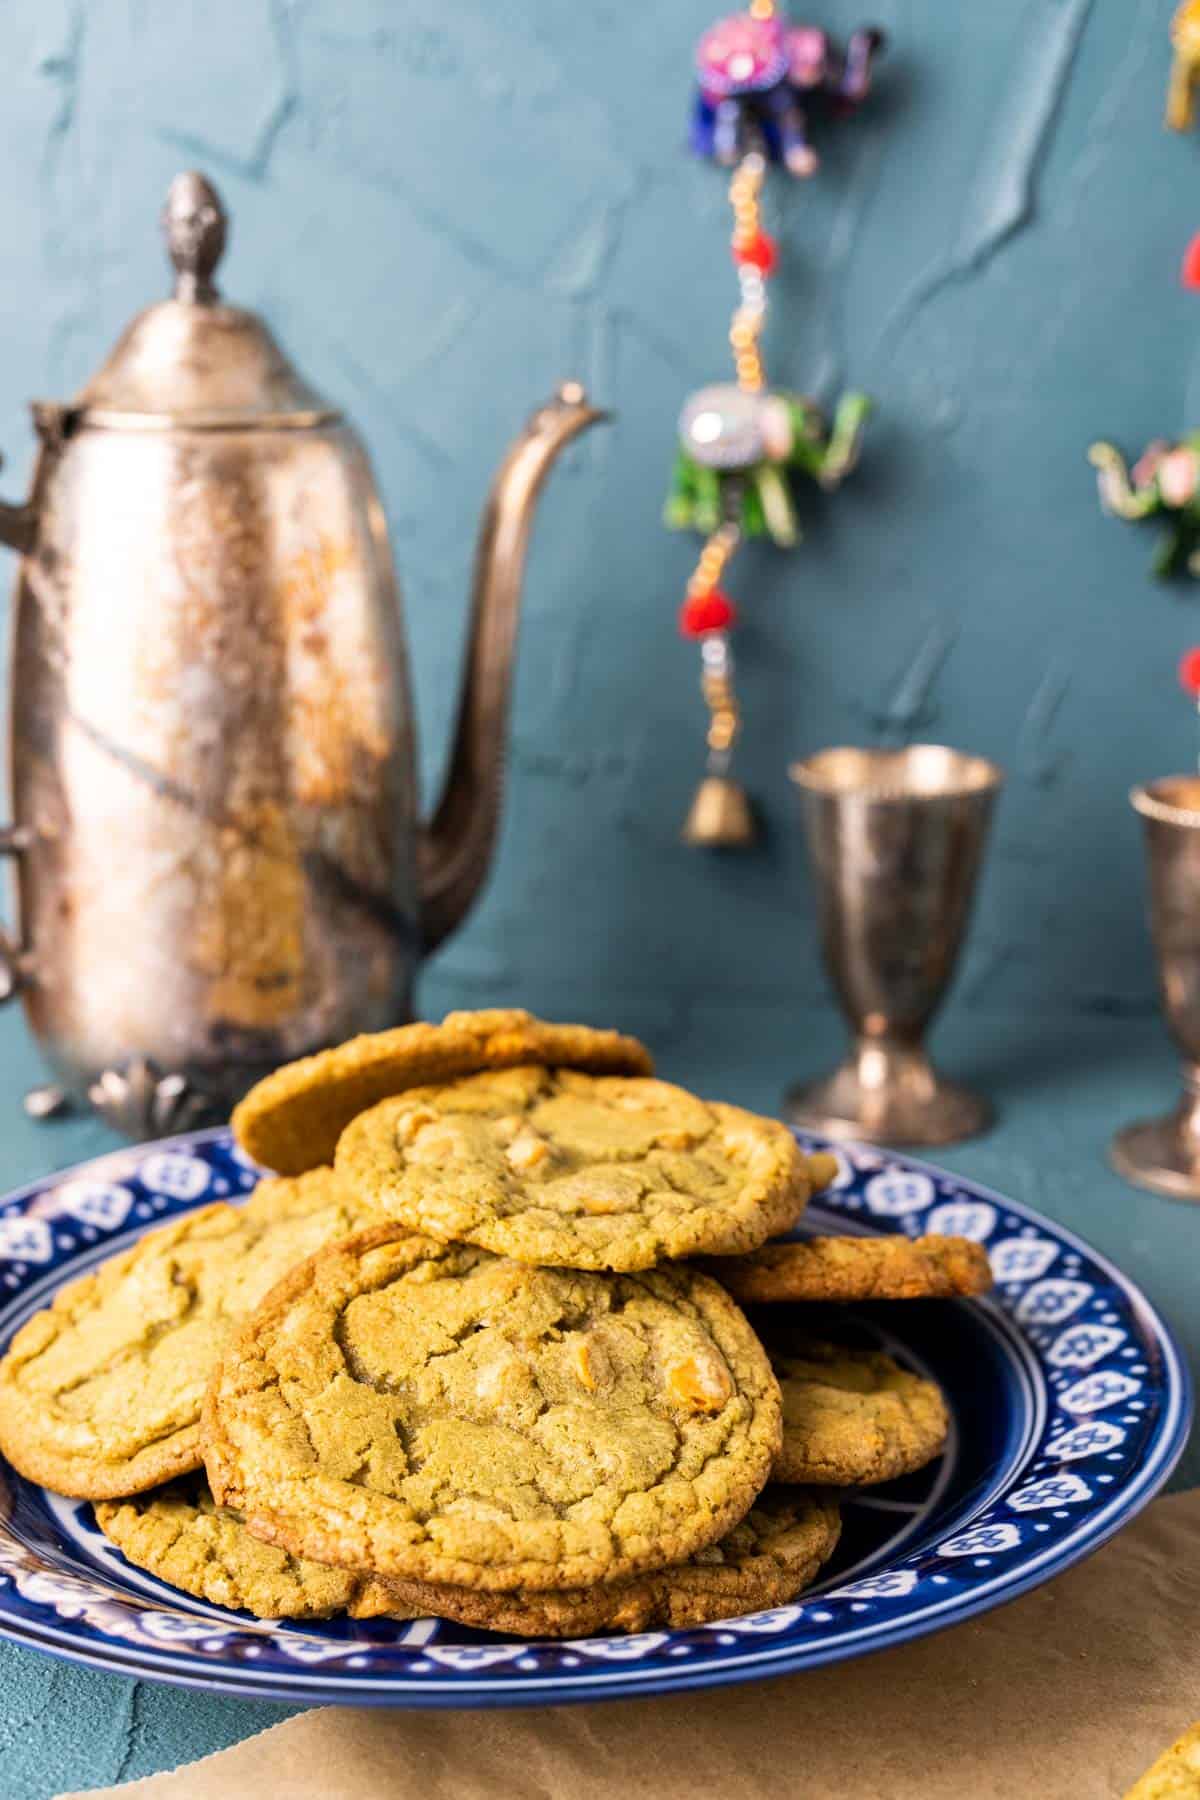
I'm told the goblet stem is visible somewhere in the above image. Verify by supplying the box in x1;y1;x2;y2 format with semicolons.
1174;1063;1200;1154
1110;1060;1200;1201
852;1034;937;1115
784;1031;991;1147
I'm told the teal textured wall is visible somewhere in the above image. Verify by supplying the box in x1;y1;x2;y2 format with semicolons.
0;0;1191;1031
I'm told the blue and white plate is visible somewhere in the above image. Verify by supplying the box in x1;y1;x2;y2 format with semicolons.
0;1127;1188;1707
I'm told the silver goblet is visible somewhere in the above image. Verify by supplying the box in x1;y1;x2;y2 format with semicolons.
1111;776;1200;1200
784;745;1003;1147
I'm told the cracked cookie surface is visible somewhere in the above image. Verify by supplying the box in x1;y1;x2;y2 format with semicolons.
0;1168;377;1498
380;1487;840;1636
770;1340;949;1486
95;1477;415;1621
203;1227;782;1591
233;1009;655;1176
705;1233;993;1305
334;1066;810;1272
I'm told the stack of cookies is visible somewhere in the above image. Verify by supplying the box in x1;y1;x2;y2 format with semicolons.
0;1010;991;1635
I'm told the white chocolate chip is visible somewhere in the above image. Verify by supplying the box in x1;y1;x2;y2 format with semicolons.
506;1130;549;1172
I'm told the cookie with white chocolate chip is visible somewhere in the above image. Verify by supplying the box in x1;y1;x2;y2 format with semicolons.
203;1225;782;1591
0;1167;376;1499
334;1065;811;1272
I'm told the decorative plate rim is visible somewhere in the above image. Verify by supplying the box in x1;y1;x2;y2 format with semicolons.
0;1125;1189;1708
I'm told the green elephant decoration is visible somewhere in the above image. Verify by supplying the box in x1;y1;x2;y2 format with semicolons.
1089;436;1200;578
665;384;871;546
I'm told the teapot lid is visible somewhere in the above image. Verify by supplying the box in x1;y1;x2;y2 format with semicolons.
74;173;338;429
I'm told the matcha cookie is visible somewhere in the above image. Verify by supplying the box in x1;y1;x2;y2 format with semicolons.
382;1488;840;1637
0;1168;376;1498
233;1009;654;1176
334;1067;809;1272
705;1233;992;1305
1125;1723;1200;1799
771;1340;949;1486
802;1152;840;1196
95;1477;415;1622
204;1227;781;1592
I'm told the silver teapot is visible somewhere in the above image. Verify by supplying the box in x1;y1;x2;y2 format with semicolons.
0;174;601;1134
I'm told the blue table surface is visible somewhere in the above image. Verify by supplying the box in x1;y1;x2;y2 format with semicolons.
0;998;1194;1798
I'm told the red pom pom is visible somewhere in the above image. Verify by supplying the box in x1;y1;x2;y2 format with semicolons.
1179;647;1200;696
733;231;778;276
679;590;737;638
1182;232;1200;290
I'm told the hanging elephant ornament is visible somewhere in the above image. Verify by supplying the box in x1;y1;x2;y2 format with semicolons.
669;2;885;850
667;383;871;546
1167;0;1200;131
1090;436;1200;578
1089;233;1200;577
692;12;885;175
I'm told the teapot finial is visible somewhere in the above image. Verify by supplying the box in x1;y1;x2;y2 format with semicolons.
161;172;227;305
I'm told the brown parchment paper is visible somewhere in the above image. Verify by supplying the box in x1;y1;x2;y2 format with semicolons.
60;1488;1200;1800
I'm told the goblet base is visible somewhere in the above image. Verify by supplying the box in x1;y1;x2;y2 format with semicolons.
783;1053;992;1148
1109;1114;1200;1202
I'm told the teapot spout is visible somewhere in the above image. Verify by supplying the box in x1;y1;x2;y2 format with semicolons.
419;382;607;952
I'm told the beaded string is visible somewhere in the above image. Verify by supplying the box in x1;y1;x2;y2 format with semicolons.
1180;649;1200;768
729;153;770;395
673;5;884;843
679;154;778;781
688;520;743;772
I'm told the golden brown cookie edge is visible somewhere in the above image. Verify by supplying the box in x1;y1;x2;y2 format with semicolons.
373;1490;841;1636
94;1480;419;1621
704;1233;993;1305
232;1009;656;1176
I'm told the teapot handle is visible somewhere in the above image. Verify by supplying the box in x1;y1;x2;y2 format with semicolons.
0;438;40;998
0;825;32;1001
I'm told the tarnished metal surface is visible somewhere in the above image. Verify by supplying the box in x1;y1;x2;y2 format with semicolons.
1111;777;1200;1200
784;744;1002;1147
0;174;601;1123
10;416;419;1109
